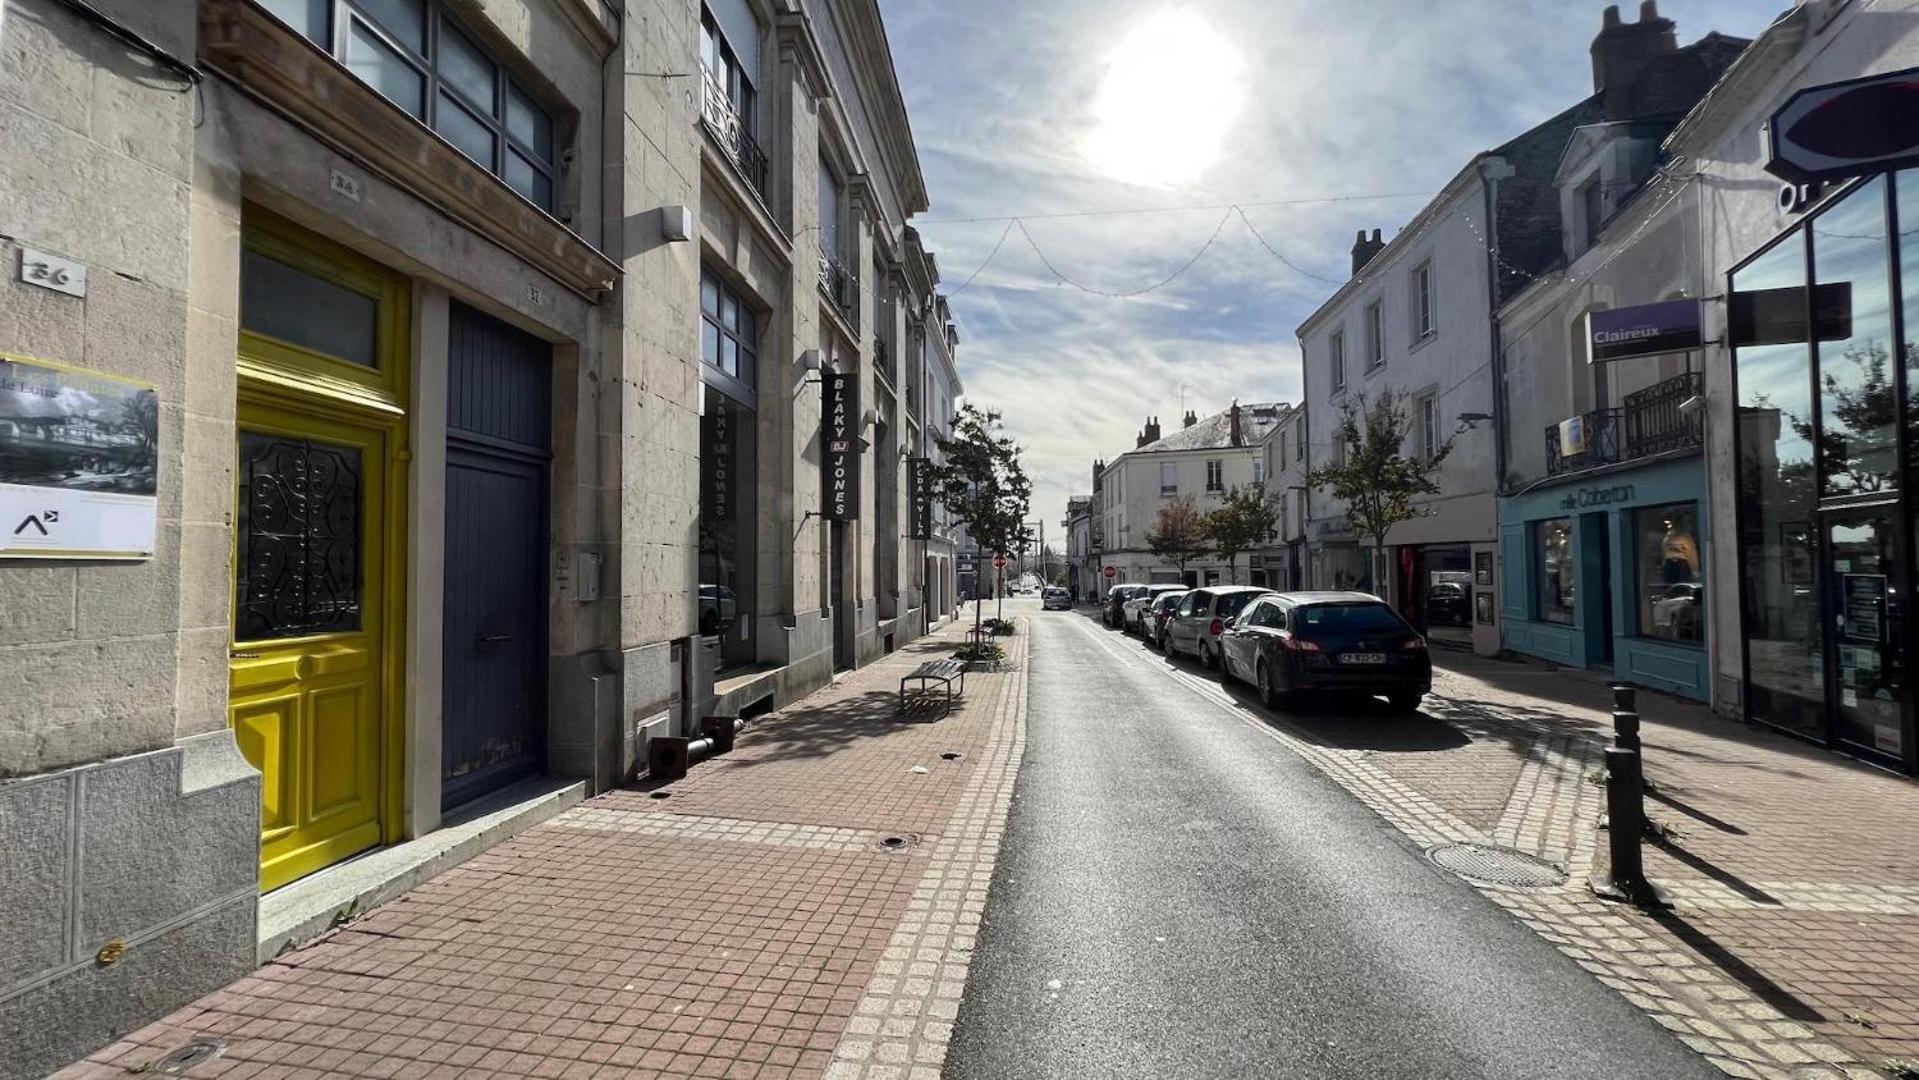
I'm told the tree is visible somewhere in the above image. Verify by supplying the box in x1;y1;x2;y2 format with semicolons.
924;403;1034;630
1305;389;1452;583
1206;486;1279;585
1146;496;1211;581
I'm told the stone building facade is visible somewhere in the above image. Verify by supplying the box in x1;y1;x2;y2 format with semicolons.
0;0;954;1073
1095;403;1287;588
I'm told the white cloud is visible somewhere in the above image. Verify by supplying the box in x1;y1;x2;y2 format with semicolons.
887;0;1780;531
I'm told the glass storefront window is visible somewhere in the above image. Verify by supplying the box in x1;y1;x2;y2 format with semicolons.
1536;518;1574;625
1733;232;1824;736
699;384;756;672
1811;176;1896;496
1901;171;1919;475
1634;503;1702;644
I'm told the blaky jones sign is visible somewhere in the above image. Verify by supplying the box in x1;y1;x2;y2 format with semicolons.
822;369;860;521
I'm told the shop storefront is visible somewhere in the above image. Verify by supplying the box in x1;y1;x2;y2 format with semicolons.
1498;456;1710;700
1728;170;1918;770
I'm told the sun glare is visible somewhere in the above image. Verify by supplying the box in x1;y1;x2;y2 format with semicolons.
1084;7;1246;188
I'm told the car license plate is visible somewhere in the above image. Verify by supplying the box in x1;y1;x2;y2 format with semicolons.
1342;652;1387;665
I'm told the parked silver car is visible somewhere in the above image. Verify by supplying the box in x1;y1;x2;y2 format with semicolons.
1163;585;1272;669
1121;583;1188;636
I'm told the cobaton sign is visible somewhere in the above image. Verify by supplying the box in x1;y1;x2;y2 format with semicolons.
822;370;859;521
1586;300;1702;363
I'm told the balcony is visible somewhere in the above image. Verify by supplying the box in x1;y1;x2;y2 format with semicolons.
700;70;768;200
1545;372;1702;477
820;252;859;324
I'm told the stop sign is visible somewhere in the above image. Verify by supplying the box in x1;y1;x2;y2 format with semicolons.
992;554;1007;570
1102;565;1117;580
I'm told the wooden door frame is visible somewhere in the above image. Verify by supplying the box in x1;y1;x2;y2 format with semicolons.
234;208;411;859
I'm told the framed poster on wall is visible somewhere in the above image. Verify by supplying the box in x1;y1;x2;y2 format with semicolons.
1474;551;1494;587
0;352;158;559
1475;591;1495;626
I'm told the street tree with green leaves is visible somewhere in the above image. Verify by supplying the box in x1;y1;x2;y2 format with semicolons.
1146;495;1211;580
1205;486;1279;585
1305;389;1453;578
924;403;1034;630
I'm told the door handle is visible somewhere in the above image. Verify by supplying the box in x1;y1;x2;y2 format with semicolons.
477;634;512;644
230;651;261;659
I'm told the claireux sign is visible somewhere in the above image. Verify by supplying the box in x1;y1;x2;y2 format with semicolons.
1586;300;1702;364
822;370;859;521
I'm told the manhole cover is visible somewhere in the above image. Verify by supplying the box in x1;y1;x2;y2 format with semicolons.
1427;843;1566;888
144;1039;225;1075
648;791;671;800
876;834;919;852
940;752;963;761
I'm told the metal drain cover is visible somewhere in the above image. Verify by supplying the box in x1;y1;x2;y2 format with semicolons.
1427;843;1566;888
144;1039;225;1075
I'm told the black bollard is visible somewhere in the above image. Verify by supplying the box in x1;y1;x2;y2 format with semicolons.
1589;746;1669;907
700;714;740;755
1610;684;1640;754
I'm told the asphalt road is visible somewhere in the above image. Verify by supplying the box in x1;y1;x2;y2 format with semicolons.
945;599;1715;1080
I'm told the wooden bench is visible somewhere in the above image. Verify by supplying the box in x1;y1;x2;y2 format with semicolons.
900;658;967;715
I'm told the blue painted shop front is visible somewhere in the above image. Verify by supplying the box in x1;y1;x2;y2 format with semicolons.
1497;455;1710;700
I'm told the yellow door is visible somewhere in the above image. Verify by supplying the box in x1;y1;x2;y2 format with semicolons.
231;405;390;891
229;209;410;893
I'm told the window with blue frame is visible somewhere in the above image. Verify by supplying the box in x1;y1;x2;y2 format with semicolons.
1635;502;1702;644
1536;518;1574;624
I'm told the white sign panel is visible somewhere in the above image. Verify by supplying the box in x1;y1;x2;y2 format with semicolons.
0;352;158;558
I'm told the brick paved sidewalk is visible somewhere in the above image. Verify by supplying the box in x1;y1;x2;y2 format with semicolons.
57;617;1028;1080
1181;645;1919;1080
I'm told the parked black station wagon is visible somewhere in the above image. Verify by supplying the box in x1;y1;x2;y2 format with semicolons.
1216;591;1431;713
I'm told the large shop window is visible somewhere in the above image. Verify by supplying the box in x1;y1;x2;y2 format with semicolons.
700;383;757;672
1535;518;1574;625
1812;176;1896;496
1635;503;1702;644
263;0;558;210
1732;216;1823;734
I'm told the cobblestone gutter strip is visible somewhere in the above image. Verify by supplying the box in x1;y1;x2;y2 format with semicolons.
1149;648;1879;1080
824;626;1029;1080
556;806;877;853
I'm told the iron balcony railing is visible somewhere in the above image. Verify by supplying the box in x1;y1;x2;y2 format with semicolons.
700;70;768;200
1545;371;1703;476
820;252;859;323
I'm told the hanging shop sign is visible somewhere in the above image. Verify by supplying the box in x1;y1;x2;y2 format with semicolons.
1766;65;1919;184
0;352;158;559
821;369;859;522
1729;282;1853;347
1557;414;1589;456
1586;300;1702;363
908;456;934;540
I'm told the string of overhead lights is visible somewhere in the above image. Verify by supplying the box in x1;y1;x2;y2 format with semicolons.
919;188;1433;226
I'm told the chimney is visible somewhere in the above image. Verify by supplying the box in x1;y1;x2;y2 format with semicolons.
1350;228;1386;276
1182;410;1198;429
1228;400;1243;447
1591;1;1677;120
1134;415;1161;448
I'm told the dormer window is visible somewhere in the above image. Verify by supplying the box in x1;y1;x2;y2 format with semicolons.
1579;178;1604;254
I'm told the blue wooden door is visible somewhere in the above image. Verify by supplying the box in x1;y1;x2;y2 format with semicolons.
442;302;550;809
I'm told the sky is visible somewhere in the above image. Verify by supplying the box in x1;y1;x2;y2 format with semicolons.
883;0;1782;545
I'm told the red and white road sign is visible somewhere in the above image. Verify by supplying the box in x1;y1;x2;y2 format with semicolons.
1102;565;1117;580
992;554;1007;570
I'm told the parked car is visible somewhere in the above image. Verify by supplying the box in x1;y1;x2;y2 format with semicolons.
1103;584;1149;627
1146;590;1188;650
1163;585;1272;668
1121;583;1187;635
1216;591;1431;713
1041;586;1072;610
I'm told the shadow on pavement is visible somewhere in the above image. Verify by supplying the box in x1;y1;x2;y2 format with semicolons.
1648;909;1824;1022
